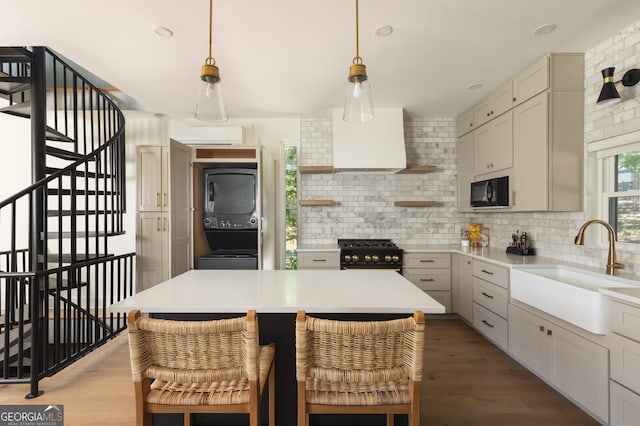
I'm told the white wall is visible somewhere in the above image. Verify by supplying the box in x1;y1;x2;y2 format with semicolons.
0;114;32;252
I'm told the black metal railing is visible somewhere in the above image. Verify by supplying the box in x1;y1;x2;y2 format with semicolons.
0;47;134;397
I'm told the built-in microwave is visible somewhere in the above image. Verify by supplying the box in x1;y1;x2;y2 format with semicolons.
470;176;509;207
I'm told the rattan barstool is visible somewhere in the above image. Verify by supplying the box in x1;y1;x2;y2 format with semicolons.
295;310;425;426
127;310;275;426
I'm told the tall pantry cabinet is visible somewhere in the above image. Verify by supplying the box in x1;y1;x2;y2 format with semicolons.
136;140;191;291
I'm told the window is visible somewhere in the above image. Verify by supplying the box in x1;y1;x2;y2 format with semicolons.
590;130;640;248
604;151;640;244
282;142;298;269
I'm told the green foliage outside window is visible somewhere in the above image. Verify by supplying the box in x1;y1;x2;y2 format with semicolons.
285;146;298;269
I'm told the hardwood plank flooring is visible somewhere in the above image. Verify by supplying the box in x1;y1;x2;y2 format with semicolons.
0;318;599;425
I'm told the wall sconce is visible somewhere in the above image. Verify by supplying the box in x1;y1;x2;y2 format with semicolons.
596;67;640;105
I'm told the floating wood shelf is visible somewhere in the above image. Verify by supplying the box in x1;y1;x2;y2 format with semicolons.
395;165;438;174
394;201;439;207
299;200;335;206
298;165;334;174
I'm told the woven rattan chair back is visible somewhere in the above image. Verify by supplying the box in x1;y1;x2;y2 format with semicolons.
127;310;275;426
295;310;425;426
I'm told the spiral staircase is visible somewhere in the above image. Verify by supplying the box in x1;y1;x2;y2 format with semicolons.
0;47;135;398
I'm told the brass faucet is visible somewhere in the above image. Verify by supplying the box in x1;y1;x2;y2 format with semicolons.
574;219;624;276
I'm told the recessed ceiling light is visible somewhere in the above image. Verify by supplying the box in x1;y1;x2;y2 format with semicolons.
468;83;483;90
533;23;557;36
153;26;174;38
373;25;393;37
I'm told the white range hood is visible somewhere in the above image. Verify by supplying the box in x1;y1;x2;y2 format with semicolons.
332;107;406;172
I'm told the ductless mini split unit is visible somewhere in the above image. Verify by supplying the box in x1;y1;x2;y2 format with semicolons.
173;126;244;145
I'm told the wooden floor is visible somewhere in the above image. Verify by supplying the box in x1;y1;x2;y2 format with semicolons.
0;318;599;426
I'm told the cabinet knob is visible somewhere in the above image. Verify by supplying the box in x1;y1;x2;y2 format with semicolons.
469;123;473;127
486;112;490;117
513;97;516;102
547;329;553;336
539;325;545;332
490;110;494;115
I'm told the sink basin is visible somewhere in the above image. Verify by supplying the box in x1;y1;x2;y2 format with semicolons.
510;265;636;334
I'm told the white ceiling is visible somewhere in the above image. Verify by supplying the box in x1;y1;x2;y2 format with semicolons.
2;0;640;120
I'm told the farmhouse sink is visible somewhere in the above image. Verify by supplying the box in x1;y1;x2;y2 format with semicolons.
510;265;636;335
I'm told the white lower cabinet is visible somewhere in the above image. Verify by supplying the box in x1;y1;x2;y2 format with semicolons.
451;254;473;322
610;299;640;426
473;303;508;350
403;252;451;313
611;381;640;426
508;303;608;423
297;250;340;269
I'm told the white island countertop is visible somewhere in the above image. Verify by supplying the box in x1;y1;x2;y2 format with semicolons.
109;269;445;314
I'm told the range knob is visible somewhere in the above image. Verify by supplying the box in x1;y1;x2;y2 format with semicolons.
392;255;400;263
344;255;352;262
364;255;372;262
352;255;359;262
385;255;392;262
372;255;379;262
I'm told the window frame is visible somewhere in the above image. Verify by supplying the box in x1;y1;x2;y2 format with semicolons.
588;129;640;252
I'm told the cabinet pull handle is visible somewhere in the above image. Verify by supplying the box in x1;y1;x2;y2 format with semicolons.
156;193;160;207
312;259;327;262
163;192;167;207
156;217;160;231
513;97;516;102
482;319;494;328
539;325;545;332
163;217;167;231
481;291;494;299
481;269;494;275
420;259;435;263
547;329;553;336
420;278;435;282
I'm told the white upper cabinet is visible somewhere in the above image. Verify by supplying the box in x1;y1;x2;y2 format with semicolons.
456;108;474;137
474;81;513;128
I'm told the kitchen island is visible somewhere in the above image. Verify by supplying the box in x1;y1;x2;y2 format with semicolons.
110;269;444;426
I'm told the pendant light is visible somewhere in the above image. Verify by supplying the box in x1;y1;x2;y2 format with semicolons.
195;0;228;122
343;0;374;122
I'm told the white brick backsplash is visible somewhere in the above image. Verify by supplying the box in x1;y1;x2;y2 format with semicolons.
299;19;640;276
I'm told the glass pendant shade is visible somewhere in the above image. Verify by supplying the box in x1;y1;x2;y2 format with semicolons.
597;67;621;106
195;63;228;122
344;73;374;122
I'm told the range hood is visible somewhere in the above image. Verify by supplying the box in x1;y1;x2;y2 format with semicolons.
332;107;406;172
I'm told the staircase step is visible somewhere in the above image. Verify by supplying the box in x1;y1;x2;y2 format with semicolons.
42;253;114;264
0;47;33;62
47;188;117;196
47;209;101;217
46;146;86;161
45;167;114;179
0;100;30;118
45;127;74;143
43;230;124;239
0;73;30;96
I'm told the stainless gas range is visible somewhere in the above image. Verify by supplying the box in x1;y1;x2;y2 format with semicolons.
338;239;403;272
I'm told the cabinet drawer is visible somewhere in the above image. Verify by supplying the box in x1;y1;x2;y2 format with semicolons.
403;252;450;268
473;277;508;318
473;302;508;351
472;260;509;289
612;333;640;394
424;290;451;313
611;300;640;342
297;252;340;269
611;380;640;426
404;269;451;291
